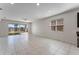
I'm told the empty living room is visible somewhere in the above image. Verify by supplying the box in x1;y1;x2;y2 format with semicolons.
0;0;79;59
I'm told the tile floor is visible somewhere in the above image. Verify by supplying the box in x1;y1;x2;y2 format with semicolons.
0;33;79;55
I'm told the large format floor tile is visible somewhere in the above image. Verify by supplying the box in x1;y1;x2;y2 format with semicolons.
0;33;78;55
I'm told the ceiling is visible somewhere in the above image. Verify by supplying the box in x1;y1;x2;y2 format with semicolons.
0;3;79;21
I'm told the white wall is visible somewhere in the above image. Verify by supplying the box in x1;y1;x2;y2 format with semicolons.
32;8;79;46
0;20;8;37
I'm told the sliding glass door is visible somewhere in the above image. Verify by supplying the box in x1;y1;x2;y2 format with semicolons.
8;24;27;35
8;24;20;35
19;24;26;32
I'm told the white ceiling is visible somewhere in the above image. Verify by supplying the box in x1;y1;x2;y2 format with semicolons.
0;3;79;21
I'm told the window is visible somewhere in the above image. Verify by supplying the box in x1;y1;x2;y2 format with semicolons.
51;18;64;32
51;20;56;31
57;19;64;31
51;20;56;26
57;25;63;31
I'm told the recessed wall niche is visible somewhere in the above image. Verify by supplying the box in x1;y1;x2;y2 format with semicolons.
51;18;64;32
